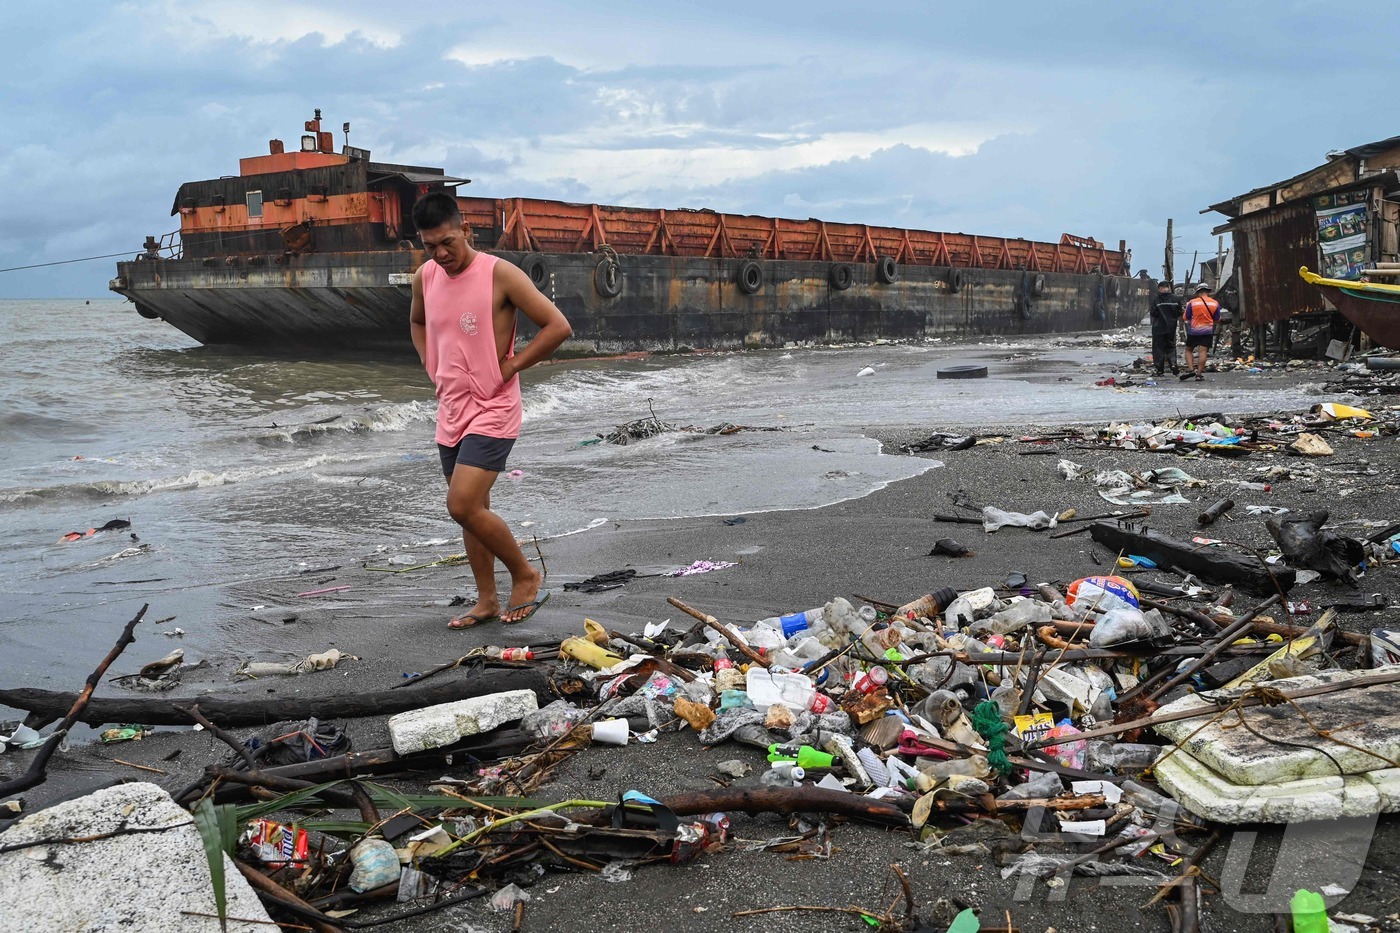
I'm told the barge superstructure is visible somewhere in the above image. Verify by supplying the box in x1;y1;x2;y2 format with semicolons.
111;112;1144;352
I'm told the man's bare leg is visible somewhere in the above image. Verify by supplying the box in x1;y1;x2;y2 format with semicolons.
447;486;501;626
446;465;542;624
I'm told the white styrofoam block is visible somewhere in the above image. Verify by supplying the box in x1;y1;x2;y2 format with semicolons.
1154;747;1400;824
1153;669;1400;785
0;782;272;932
387;689;539;755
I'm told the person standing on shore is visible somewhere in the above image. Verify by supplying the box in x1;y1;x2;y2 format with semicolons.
1149;280;1181;376
1182;283;1220;381
409;193;573;627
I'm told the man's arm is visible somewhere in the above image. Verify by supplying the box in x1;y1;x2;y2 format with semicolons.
410;265;428;369
496;261;573;380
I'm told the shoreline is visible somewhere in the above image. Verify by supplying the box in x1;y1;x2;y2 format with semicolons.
5;363;1397;931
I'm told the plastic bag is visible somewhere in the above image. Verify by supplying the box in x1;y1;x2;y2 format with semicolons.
1088;607;1172;648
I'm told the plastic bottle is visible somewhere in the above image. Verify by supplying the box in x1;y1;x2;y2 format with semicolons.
559;637;624;670
1237;481;1272;491
895;587;959;622
973;598;1053;636
1086;741;1162;773
1290;889;1328;933
760;763;806;786
767;743;835;769
755;607;824;639
942;587;998;627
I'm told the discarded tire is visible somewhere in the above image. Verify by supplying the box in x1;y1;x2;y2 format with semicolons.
593;257;622;298
948;268;964;294
736;260;762;295
936;364;988;380
829;263;854;291
876;255;898;285
520;253;550;289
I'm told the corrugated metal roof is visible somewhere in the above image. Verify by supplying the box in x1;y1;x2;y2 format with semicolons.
1206;134;1400;217
368;170;469;187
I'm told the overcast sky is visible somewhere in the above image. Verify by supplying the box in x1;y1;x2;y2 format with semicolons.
3;0;1398;298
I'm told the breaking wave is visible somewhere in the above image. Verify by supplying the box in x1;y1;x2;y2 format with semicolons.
257;401;436;443
0;453;382;506
523;358;758;426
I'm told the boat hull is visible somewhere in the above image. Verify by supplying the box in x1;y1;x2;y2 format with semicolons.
1311;282;1400;350
112;250;1146;353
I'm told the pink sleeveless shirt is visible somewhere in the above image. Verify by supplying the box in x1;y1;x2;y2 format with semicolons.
422;253;522;444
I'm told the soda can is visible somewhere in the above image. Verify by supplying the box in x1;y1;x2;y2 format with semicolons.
851;665;888;695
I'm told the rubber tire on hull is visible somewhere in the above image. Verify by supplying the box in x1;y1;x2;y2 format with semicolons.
829;263;854;291
593;258;622;298
736;260;762;295
135;303;160;320
1031;274;1047;297
876;255;898;285
948;268;964;294
936;364;988;380
520;253;550;289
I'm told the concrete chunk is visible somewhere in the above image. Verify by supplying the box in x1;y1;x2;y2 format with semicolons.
0;782;272;932
1153;669;1400;785
387;688;539;755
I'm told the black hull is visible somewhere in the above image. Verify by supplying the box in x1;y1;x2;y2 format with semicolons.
112;250;1146;353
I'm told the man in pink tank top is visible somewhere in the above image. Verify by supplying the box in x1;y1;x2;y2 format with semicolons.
409;193;573;627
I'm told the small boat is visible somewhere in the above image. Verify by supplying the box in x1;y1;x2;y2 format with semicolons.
1300;266;1400;349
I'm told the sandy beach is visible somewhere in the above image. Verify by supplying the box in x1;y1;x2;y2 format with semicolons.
7;362;1400;932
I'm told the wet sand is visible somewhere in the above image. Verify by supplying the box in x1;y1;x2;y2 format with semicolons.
7;364;1400;932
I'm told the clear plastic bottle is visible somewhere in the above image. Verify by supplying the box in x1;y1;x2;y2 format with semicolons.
1087;742;1162;773
755;607;825;639
943;587;998;627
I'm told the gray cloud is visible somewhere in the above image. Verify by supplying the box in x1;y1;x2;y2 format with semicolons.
2;1;1398;297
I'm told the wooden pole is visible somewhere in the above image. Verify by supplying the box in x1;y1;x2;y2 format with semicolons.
666;597;770;667
0;605;147;799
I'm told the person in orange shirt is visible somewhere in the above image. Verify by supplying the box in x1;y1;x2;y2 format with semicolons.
1181;283;1221;381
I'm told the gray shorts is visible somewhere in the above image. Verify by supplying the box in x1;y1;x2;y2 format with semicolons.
438;434;516;476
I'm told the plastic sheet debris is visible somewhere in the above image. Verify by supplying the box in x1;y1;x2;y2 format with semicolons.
982;507;1057;532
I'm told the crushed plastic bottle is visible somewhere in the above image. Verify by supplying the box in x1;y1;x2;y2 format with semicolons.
1086;741;1162;773
943;587;998;627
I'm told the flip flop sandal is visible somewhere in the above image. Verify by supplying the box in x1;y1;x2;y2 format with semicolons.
448;612;499;629
501;590;551;625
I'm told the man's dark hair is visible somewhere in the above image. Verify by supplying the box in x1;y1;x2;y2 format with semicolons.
1158;280;1172;289
412;192;462;231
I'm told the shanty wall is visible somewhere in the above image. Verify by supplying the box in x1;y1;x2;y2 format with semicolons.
1231;203;1327;325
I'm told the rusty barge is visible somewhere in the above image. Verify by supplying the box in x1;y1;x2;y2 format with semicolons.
110;113;1144;352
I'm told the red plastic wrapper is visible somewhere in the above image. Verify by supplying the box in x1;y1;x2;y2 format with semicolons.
244;819;310;869
670;812;730;864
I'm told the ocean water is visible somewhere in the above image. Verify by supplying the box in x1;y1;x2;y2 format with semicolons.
0;299;1320;691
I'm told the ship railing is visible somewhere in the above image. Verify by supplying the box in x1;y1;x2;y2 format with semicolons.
136;231;183;261
464;196;1129;276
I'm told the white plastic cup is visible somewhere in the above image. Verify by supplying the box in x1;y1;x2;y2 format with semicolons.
591;718;629;746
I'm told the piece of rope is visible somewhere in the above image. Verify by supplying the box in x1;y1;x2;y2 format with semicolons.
971;701;1013;775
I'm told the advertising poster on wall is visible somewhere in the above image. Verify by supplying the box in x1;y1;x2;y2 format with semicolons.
1314;190;1370;279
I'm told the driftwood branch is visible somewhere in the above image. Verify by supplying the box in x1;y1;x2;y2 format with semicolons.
2;667;551;729
658;786;906;827
667;597;770;668
0;604;147;799
178;703;256;770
